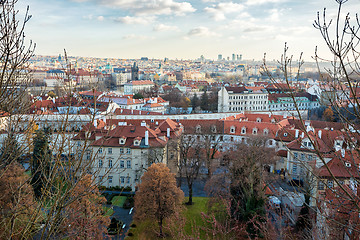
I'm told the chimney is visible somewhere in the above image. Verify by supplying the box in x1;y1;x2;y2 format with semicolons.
103;117;106;124
301;132;304;138
295;129;299;138
94;120;97;128
131;109;133;114
145;130;149;145
139;111;141;114
341;148;345;158
167;128;170;138
141;120;146;127
318;130;322;139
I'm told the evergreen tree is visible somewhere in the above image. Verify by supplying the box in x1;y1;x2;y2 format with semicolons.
31;128;52;199
191;94;199;112
200;91;209;111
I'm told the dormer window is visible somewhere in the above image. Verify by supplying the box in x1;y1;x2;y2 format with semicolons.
256;118;262;122
263;128;269;135
284;133;288;137
134;139;141;146
211;125;217;133
230;126;236;134
345;162;351;168
252;128;258;135
196;125;201;133
241;127;246;134
119;138;126;145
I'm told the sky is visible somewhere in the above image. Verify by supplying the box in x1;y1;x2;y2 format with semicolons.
17;0;360;61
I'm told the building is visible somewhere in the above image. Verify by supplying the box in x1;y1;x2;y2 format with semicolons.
218;86;268;112
73;118;182;190
123;80;155;95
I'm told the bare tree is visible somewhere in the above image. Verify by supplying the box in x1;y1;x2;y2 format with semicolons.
262;0;360;238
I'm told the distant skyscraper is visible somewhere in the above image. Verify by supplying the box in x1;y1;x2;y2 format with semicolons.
218;54;222;61
232;54;235;61
240;54;243;61
237;55;240;60
131;62;139;81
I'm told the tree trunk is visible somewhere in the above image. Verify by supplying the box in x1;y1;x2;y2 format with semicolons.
187;183;193;205
177;173;182;188
159;218;163;237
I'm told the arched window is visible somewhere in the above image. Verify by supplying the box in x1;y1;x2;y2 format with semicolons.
230;126;235;134
263;128;269;135
241;127;246;134
252;128;258;135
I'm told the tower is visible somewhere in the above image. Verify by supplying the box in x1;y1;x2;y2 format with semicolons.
131;62;139;81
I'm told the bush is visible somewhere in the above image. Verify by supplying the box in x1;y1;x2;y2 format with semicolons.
107;217;123;235
128;232;133;236
130;224;136;228
123;196;134;209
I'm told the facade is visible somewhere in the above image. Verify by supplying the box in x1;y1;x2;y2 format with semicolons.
73;118;182;190
218;86;268;113
268;92;320;111
123;80;155;95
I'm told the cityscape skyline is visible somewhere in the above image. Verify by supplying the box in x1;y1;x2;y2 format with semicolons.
19;0;360;61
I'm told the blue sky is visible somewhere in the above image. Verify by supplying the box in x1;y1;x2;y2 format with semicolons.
18;0;360;61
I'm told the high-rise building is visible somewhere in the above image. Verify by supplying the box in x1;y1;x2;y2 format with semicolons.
131;62;139;81
218;54;222;61
232;54;235;61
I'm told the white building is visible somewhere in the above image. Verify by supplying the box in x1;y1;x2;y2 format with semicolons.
218;86;268;113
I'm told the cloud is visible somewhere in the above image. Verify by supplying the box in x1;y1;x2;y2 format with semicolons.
153;24;179;32
188;26;218;37
82;15;105;21
115;16;155;24
122;34;154;40
205;2;245;21
73;0;195;16
246;0;285;6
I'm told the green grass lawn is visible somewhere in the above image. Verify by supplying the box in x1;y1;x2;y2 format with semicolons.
112;196;127;207
125;197;210;239
103;206;114;216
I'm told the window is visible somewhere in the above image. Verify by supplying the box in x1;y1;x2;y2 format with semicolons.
120;148;124;154
328;180;334;188
196;125;201;133
108;148;112;154
98;175;103;183
318;181;324;190
231;137;234;142
241;127;246;134
252;128;257;135
108;159;113;168
308;155;313;161
86;151;91;160
292;164;297;174
120;160;125;168
339;180;344;185
98;159;103;168
108;176;113;186
263;129;269;135
230;126;235;133
127;148;131;154
120;177;125;184
126;177;130;184
98;148;103;154
127;160;131;168
300;153;305;161
293;152;298;159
